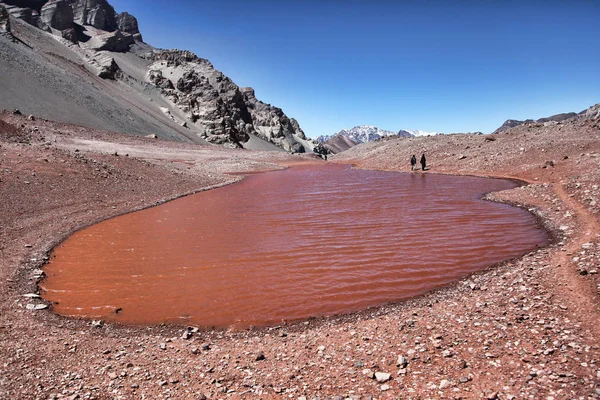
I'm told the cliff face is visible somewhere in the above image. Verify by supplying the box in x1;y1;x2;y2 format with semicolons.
0;0;308;151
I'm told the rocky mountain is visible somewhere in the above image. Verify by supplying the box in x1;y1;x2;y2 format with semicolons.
0;0;309;152
317;125;437;154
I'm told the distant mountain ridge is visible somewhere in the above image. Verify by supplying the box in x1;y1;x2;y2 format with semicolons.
317;125;437;154
491;109;599;134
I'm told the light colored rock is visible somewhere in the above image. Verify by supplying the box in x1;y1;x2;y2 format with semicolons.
26;303;48;310
439;379;451;389
374;372;391;383
397;355;408;368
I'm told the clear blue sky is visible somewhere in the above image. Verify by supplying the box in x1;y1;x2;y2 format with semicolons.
112;0;600;138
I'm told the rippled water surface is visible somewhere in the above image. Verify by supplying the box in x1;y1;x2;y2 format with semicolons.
42;164;548;328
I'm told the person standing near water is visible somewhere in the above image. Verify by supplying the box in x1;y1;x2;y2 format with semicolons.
410;154;417;171
420;153;427;171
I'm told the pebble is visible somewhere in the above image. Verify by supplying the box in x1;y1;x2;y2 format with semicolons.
25;303;47;310
159;343;166;350
374;372;391;383
439;379;451;389
397;355;408;368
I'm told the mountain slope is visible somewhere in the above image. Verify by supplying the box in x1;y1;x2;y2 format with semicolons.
0;0;308;151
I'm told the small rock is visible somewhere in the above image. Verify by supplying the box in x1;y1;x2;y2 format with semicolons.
181;330;192;340
159;343;166;350
380;384;390;391
201;343;211;351
374;372;391;383
442;349;453;358
255;352;266;361
396;355;408;368
439;379;451;389
458;155;467;160
23;293;40;298
91;320;103;328
26;303;47;310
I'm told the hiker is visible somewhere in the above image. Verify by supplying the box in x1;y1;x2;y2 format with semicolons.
410;155;417;171
420;153;427;171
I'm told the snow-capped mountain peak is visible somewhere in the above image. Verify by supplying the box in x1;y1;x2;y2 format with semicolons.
317;125;437;144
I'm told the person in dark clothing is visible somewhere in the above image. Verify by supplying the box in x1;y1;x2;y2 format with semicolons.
420;153;427;171
410;154;417;171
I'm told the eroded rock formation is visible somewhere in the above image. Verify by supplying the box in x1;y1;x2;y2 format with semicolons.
144;50;307;150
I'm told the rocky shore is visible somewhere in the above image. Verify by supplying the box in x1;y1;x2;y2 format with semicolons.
1;111;599;399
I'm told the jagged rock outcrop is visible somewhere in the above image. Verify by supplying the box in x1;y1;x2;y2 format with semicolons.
40;0;73;31
242;87;305;152
580;103;600;120
116;11;140;41
97;56;121;79
0;5;11;33
88;29;133;51
143;49;306;151
68;0;116;31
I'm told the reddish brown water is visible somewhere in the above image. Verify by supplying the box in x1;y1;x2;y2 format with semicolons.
41;164;548;328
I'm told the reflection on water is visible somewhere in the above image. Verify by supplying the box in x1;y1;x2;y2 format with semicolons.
41;164;548;328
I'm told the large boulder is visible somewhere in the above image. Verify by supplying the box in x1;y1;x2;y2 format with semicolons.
40;0;74;31
116;11;141;41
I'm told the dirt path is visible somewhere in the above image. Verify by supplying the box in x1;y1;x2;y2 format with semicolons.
551;182;600;334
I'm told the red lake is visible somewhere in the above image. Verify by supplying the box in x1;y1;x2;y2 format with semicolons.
41;164;549;328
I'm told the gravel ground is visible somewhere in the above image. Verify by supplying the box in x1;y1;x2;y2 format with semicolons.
1;112;599;399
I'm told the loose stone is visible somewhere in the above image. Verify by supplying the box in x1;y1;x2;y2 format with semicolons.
374;372;391;383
